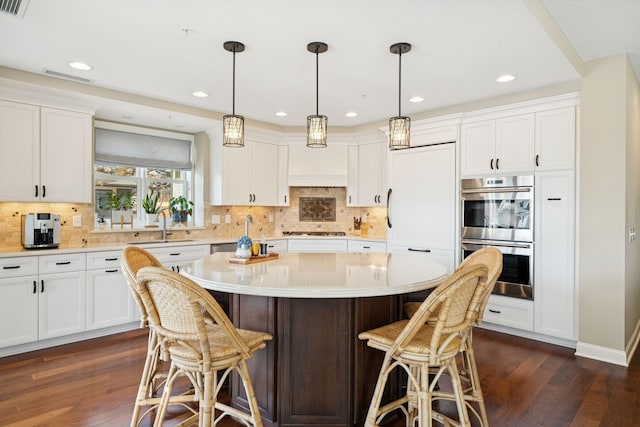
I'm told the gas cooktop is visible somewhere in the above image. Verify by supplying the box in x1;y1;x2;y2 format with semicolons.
282;231;346;237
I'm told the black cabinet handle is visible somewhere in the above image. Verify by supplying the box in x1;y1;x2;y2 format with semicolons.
105;269;119;273
3;265;20;270
33;280;37;294
408;248;431;253
284;195;287;204
363;246;371;249
386;188;392;229
490;158;494;170
35;185;38;198
105;257;118;261
489;309;501;314
348;195;351;204
42;185;46;198
176;266;180;273
40;280;44;292
547;197;562;201
55;261;71;265
535;154;540;167
169;253;180;256
496;158;500;169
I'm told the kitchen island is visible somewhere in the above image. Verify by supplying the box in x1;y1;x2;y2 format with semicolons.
182;252;447;427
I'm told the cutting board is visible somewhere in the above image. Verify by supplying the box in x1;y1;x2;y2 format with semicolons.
228;252;279;264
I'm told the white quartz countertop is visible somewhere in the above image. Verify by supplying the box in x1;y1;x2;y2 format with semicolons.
182;252;447;298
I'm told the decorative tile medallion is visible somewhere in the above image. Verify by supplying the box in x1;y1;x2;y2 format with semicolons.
299;197;336;222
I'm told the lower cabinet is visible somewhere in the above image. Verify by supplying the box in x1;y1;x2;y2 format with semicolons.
483;295;534;332
288;239;348;253
146;244;211;273
38;270;86;340
347;239;387;253
0;274;39;347
86;250;136;330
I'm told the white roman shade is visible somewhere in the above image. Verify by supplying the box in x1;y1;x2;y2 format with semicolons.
95;127;193;170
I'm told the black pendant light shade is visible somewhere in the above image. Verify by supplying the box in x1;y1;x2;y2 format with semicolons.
389;42;411;150
223;41;245;147
307;41;328;148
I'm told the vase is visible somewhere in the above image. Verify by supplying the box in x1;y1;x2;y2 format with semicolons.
235;245;252;259
145;213;157;226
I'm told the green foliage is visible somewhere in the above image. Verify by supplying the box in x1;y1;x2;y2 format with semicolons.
98;191;134;211
168;196;194;216
141;190;161;214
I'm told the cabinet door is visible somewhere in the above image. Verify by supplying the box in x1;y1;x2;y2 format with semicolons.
38;271;86;339
534;171;575;339
0;100;40;202
535;107;576;171
357;143;385;206
251;141;279;205
40;108;93;203
460;120;495;177
278;145;290;206
86;268;135;330
387;144;456;253
220;142;253;205
495;114;534;174
0;276;38;347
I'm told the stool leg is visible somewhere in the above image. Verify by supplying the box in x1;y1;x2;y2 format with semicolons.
447;360;471;427
131;329;161;427
463;337;489;426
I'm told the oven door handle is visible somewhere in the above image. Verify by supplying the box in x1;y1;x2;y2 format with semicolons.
461;187;532;194
461;239;532;249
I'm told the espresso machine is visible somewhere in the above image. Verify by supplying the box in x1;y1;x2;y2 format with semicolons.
22;213;61;249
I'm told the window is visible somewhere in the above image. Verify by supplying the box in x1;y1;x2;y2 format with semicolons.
93;122;193;229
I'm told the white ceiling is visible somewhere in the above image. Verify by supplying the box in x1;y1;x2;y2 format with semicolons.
0;0;637;134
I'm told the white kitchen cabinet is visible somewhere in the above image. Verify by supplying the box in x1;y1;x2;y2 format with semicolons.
288;239;348;253
38;253;87;340
356;142;387;206
534;171;575;340
534;107;576;172
347;146;358;206
347;240;387;253
460;114;534;177
146;244;211;273
483;294;534;331
386;143;456;271
287;145;348;187
266;239;288;254
211;139;279;206
278;145;290;206
86;250;135;330
0;257;39;347
0;100;93;202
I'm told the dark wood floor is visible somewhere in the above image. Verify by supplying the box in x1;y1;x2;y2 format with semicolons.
1;327;639;427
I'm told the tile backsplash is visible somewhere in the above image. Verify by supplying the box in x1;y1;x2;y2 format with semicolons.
0;188;386;248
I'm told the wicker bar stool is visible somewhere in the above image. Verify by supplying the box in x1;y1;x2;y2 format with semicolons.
403;248;502;426
359;263;488;427
136;266;272;427
121;246;169;427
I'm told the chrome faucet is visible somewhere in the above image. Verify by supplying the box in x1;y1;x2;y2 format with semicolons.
156;210;172;241
244;214;253;236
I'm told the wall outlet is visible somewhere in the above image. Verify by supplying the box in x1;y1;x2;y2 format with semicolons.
629;227;636;242
72;215;82;227
268;214;273;223
225;214;231;224
211;215;221;224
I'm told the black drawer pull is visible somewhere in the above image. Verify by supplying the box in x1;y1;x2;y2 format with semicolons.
33;280;37;294
408;248;431;253
488;309;501;314
547;197;562;201
3;265;20;270
41;280;44;292
105;257;118;261
55;261;71;265
169;253;181;256
105;269;119;273
363;246;371;249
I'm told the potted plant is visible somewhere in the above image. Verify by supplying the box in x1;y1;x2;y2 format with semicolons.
141;190;161;225
169;195;193;225
99;191;134;226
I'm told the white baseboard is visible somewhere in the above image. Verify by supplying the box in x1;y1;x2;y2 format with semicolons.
575;341;628;366
625;317;640;365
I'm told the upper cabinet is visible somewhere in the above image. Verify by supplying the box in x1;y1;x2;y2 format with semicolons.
0;100;93;203
460;99;577;178
460;114;534;177
287;145;348;187
356;142;387;207
211;139;279;206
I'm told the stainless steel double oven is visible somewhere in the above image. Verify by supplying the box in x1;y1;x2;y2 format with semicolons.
460;175;534;300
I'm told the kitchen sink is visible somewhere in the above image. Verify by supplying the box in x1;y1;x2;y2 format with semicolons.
127;239;196;245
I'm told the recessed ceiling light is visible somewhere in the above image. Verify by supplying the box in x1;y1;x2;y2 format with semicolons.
68;61;92;71
275;111;288;117
192;91;208;98
496;74;516;83
409;96;424;103
345;112;358;118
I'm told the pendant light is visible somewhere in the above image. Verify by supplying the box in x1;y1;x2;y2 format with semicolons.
389;42;411;150
307;41;328;148
223;41;245;147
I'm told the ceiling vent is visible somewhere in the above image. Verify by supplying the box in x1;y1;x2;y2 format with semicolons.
0;0;30;18
43;69;94;84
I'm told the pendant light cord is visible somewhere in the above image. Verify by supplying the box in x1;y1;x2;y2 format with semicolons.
232;49;236;116
398;50;402;117
315;48;319;116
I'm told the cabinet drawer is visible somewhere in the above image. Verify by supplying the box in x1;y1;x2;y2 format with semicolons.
0;257;38;278
86;250;122;270
347;240;387;253
147;245;210;264
39;253;86;274
483;295;533;331
266;239;288;253
288;239;348;253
